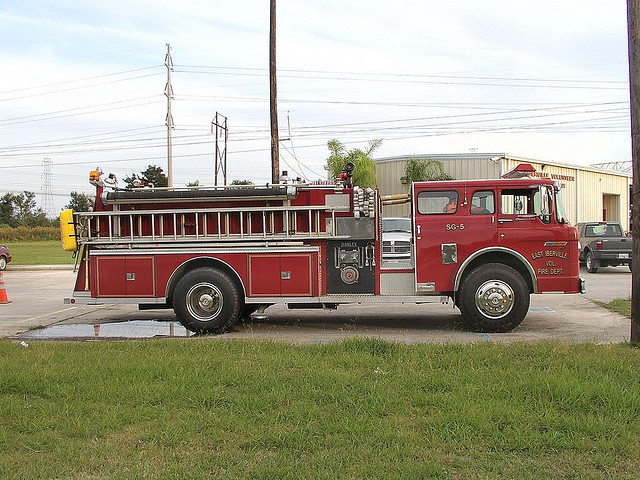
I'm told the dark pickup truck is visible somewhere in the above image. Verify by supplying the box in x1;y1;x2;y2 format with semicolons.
577;222;632;273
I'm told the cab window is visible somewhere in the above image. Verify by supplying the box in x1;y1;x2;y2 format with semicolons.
500;187;551;223
470;190;495;215
417;190;458;215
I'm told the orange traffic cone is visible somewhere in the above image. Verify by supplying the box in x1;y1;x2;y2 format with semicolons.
0;272;11;304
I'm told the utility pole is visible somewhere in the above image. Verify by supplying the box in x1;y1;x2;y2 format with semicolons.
628;0;640;343
165;43;174;187
212;112;228;186
270;0;280;183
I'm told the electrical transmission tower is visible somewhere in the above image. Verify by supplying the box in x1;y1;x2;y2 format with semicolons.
165;43;174;187
41;157;54;218
212;112;228;186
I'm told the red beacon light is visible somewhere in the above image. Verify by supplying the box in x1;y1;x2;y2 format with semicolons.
502;163;536;179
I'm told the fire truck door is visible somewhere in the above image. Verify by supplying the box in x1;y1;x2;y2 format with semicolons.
496;186;552;253
459;188;498;257
413;186;465;292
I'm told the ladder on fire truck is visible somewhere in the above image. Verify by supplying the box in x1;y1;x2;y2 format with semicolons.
72;186;376;246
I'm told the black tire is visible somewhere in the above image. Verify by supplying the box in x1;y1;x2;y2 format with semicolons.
173;268;243;334
0;256;6;271
458;263;530;333
585;251;598;273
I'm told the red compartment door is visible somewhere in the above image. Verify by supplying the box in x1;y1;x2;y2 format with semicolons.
95;256;155;297
248;253;315;297
281;254;313;296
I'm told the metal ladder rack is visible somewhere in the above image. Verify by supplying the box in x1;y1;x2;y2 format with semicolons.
74;204;345;245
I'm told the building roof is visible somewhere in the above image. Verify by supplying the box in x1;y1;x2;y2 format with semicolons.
374;152;632;178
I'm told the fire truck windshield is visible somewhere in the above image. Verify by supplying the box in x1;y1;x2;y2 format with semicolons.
554;185;569;224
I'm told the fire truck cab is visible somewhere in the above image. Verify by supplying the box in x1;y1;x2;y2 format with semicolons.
61;165;584;334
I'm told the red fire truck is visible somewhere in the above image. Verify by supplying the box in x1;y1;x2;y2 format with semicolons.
61;164;584;334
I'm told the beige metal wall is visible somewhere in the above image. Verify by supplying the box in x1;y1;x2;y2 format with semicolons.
375;154;632;231
576;169;631;230
376;158;412;217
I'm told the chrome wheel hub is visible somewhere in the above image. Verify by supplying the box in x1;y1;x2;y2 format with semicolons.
198;293;214;309
474;280;515;319
186;282;223;321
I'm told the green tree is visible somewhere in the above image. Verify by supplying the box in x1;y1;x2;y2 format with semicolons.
66;191;95;212
22;211;51;227
327;139;380;189
124;165;168;188
230;179;253;185
13;191;39;219
0;194;16;226
0;191;47;226
403;158;452;187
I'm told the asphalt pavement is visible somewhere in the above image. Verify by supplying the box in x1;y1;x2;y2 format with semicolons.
0;264;633;343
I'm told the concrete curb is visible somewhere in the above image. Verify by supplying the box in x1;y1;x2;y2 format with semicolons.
5;265;74;271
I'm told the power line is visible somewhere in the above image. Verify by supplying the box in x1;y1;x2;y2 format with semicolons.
173;66;628;90
0;125;164;151
0;106;628;162
0;68;164;102
175;64;628;85
0;96;161;125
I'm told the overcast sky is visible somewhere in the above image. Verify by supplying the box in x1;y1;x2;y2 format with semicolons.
0;0;632;214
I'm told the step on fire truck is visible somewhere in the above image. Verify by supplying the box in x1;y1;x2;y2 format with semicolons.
61;163;584;334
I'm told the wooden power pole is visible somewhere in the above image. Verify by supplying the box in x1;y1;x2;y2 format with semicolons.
270;0;280;183
628;0;640;343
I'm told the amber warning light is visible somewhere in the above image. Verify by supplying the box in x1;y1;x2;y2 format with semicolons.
89;170;101;181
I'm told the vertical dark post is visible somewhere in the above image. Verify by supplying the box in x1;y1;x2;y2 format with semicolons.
215;112;220;186
270;0;280;183
628;0;640;342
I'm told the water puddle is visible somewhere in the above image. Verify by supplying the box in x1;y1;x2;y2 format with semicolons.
20;321;191;339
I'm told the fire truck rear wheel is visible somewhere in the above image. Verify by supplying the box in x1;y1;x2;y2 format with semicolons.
459;263;529;333
173;268;243;334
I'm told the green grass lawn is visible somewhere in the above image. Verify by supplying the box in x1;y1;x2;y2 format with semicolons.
4;240;74;266
1;339;639;479
595;298;632;318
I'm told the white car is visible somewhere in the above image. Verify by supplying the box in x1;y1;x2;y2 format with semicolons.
382;217;412;261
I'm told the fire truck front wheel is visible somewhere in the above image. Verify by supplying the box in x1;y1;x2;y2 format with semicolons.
173;268;243;334
458;263;529;333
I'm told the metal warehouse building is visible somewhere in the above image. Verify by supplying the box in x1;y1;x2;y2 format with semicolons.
375;153;633;232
